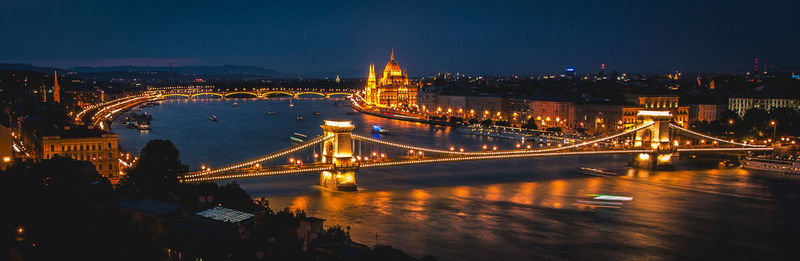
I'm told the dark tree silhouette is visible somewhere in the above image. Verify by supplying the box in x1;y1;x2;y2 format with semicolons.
120;139;188;199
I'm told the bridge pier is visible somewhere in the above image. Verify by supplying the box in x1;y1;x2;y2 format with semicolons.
318;120;359;191
632;111;675;170
632;151;674;170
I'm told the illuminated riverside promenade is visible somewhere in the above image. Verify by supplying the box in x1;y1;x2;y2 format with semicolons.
182;111;771;188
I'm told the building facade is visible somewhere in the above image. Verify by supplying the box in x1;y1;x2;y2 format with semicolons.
728;97;800;117
530;100;576;129
637;96;689;127
688;104;720;123
41;125;121;180
363;51;418;108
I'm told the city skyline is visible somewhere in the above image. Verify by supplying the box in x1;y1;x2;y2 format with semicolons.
1;0;798;75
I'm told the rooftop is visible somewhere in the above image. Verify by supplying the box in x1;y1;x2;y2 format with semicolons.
42;124;116;139
196;206;253;223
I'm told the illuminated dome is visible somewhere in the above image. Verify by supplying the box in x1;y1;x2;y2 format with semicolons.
383;51;403;76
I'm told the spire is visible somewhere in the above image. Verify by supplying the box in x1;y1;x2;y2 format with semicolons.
41;84;47;103
53;70;60;103
390;48;394;61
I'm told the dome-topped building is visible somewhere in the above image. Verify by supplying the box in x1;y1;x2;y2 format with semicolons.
364;50;417;108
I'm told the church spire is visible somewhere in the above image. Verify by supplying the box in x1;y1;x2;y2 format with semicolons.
53;70;60;103
390;48;394;61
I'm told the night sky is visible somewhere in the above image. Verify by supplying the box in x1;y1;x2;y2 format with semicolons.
1;0;797;75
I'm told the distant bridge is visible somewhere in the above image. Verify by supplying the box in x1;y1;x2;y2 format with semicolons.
147;86;356;99
181;111;772;191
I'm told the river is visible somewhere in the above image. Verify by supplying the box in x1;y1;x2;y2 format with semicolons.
113;98;800;260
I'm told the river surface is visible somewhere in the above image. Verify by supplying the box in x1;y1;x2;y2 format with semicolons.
114;98;800;260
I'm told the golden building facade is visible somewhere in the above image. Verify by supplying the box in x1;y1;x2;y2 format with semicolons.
363;51;417;108
41;125;121;180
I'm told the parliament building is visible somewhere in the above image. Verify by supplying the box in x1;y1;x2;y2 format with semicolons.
363;50;418;108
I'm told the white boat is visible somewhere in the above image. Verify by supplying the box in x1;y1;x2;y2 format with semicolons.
372;125;389;134
209;115;218;122
742;156;800;175
579;167;618;176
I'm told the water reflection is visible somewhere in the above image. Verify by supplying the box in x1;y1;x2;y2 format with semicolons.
115;99;800;260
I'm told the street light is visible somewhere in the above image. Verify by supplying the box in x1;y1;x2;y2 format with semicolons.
770;120;777;141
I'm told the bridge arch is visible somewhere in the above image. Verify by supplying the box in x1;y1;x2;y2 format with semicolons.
325;92;352;98
223;91;258;98
190;92;225;98
160;93;191;98
263;91;295;98
295;92;326;98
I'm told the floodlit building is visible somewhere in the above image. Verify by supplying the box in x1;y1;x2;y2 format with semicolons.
363;50;418;108
728;97;800;117
40;125;121;180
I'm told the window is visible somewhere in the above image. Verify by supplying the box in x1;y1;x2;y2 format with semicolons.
108;153;112;159
92;144;96;150
62;146;65;151
99;164;102;170
107;143;111;149
50;145;54;152
109;164;113;170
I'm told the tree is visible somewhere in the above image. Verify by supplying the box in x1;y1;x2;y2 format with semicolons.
121;139;188;199
522;118;538;129
468;119;479;125
480;119;492;127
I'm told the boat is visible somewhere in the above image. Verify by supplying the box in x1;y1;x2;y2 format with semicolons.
457;124;534;140
346;111;358;115
290;133;307;143
296;115;303;121
268;110;275;115
233;102;238;108
371;125;389;134
333;102;339;106
136;122;151;130
579;167;618;176
314;111;320;116
289;101;295;108
210;115;218;122
742;156;800;175
587;194;633;201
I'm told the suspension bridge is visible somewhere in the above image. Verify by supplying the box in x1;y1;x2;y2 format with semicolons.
180;110;772;191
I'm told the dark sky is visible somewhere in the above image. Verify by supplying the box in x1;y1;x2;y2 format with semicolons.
1;0;797;76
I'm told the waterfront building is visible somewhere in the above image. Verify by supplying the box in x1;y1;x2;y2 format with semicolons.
575;104;626;132
503;98;533;122
416;86;439;113
530;100;577;129
688;104;720;123
363;50;418;108
636;96;689;127
40;125;121;180
728;97;800;117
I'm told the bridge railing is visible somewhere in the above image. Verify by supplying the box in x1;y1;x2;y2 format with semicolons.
668;124;766;148
183;134;333;178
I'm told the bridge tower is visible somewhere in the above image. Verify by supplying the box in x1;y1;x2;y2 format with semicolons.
319;120;359;191
633;110;675;169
